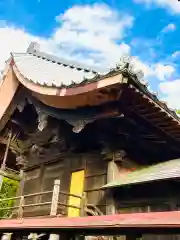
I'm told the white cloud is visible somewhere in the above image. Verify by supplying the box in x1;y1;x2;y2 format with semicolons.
0;26;54;71
129;58;175;81
172;51;180;58
0;4;134;70
130;56;154;76
134;0;180;14
161;23;176;33
0;3;175;87
53;4;134;67
159;80;180;109
153;63;175;81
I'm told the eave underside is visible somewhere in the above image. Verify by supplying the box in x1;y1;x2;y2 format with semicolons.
2;89;180;167
0;63;180;163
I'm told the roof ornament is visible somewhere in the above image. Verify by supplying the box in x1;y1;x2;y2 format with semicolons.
116;55;133;70
117;55;137;76
117;55;146;83
27;42;40;53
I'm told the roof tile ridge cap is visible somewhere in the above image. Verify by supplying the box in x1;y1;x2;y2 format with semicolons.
11;51;28;54
10;52;30;59
32;50;98;73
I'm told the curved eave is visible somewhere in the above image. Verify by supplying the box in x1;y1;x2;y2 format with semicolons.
13;62;123;96
1;57;180;137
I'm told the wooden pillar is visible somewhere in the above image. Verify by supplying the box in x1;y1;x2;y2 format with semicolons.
15;155;27;219
0;131;12;191
1;131;12;170
106;153;120;215
17;195;24;219
50;179;60;216
49;179;60;240
16;155;27;197
80;192;87;217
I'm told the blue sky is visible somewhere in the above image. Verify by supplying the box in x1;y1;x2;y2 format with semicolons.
0;0;180;109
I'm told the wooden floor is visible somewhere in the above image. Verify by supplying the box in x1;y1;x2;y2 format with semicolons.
1;211;180;235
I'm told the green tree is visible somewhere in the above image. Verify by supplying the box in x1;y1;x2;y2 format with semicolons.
0;177;19;218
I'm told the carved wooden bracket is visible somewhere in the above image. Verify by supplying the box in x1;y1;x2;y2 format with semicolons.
16;155;28;169
113;150;126;162
101;149;127;162
30;144;44;156
66;119;94;133
36;108;48;131
16;100;26;113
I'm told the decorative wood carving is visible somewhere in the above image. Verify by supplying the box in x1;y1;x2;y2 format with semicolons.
36;107;48;131
66;119;94;133
16;100;26;113
16;155;28;169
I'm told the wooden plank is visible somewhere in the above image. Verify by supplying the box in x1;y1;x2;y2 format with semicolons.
2;211;180;232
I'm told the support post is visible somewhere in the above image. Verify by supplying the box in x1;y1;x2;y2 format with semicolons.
49;180;60;240
1;131;12;170
0;131;12;192
17;195;24;219
18;169;25;196
80;192;86;217
50;179;60;216
16;155;26;199
106;153;120;215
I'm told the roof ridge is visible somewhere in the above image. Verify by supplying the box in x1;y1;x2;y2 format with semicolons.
27;49;101;74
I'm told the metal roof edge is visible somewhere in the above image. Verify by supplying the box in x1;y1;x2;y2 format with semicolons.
102;158;180;189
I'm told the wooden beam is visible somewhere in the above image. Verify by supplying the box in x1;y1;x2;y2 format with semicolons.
140;111;166;118
119;107;180;154
121;88;180;151
128;87;179;126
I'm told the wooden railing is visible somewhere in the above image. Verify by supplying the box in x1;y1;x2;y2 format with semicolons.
0;179;86;220
0;168;20;182
3;167;20;176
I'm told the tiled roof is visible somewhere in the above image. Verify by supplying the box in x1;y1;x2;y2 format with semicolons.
12;52;99;87
102;158;180;189
10;44;180;122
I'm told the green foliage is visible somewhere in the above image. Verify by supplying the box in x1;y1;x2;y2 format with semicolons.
0;177;19;218
176;110;180;114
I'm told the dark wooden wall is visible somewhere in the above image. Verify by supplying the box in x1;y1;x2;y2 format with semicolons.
114;181;180;240
23;152;107;217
